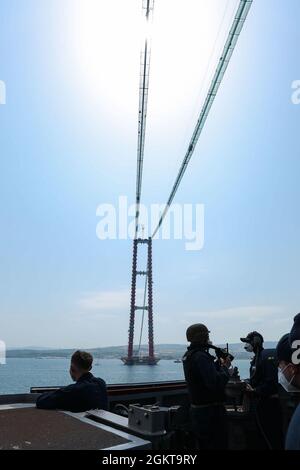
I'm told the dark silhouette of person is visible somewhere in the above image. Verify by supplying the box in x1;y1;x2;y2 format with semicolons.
36;350;108;413
183;324;231;450
277;314;300;449
241;331;283;449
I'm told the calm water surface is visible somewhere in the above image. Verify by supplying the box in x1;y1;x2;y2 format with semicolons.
0;358;250;394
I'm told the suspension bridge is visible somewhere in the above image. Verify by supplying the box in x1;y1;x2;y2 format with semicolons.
121;0;253;365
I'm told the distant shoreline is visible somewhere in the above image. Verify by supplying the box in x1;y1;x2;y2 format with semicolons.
5;342;277;361
3;356;251;361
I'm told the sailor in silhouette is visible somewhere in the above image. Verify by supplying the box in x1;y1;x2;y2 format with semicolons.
36;350;108;413
183;324;231;449
241;331;283;449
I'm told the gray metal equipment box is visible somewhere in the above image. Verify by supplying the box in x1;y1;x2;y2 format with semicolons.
128;404;169;436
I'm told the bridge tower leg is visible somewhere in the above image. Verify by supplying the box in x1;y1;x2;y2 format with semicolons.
147;238;154;361
122;238;158;365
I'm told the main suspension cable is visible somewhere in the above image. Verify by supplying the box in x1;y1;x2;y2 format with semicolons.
151;0;253;239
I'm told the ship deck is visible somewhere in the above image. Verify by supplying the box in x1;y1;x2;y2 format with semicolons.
0;404;150;450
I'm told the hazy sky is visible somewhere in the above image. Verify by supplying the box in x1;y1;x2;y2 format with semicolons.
0;0;300;349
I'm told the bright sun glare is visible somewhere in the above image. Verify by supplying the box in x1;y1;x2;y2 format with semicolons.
70;0;240;129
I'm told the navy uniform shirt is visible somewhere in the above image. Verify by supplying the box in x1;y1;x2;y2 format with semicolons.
183;343;230;406
249;348;278;398
286;403;300;450
36;372;108;413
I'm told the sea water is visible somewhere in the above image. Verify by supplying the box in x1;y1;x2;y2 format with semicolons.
0;358;250;395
